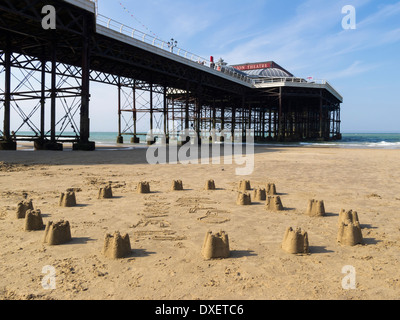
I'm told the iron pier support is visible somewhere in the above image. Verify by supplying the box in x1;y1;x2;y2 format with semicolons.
0;39;16;150
73;15;95;151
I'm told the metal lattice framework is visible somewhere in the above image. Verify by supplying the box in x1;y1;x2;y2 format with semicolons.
0;0;342;151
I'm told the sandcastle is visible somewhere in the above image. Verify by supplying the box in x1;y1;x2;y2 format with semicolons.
59;191;77;207
265;196;284;211
43;220;72;245
266;183;277;195
171;180;184;191
282;227;310;254
205;180;216;191
337;220;363;246
103;231;132;259
338;209;359;225
238;180;251;191
16;199;34;219
24;209;44;231
306;199;326;217
236;192;251;206
253;188;266;201
137;181;151;194
201;230;230;260
98;185;113;199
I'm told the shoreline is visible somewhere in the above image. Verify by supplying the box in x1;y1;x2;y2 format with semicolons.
10;136;400;153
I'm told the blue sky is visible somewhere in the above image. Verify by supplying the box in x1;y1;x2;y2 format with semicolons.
89;0;400;133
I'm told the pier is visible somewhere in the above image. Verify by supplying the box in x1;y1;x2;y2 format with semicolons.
0;0;343;151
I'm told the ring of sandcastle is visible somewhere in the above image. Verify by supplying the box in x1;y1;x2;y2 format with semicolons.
137;181;151;194
238;180;251;192
205;180;216;191
266;183;277;196
43;220;72;246
103;231;132;259
253;188;266;201
59;191;77;207
337;210;363;246
171;180;184;191
236;192;251;205
16;199;34;219
306;199;326;217
265;196;284;211
13;178;369;263
201;230;230;260
24;209;44;232
282;227;310;254
98;185;113;199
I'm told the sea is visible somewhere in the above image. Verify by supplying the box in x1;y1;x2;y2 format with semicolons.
89;132;400;150
11;132;400;150
299;133;400;149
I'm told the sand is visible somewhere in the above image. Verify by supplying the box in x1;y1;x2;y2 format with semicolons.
0;144;400;300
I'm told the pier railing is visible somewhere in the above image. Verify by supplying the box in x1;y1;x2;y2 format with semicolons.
95;14;253;85
253;77;327;85
253;77;343;102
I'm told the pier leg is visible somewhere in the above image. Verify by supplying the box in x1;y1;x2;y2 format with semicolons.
241;96;247;143
244;105;252;143
34;54;62;151
211;100;218;143
35;56;46;149
261;109;266;141
36;42;63;151
147;83;156;145
73;17;95;151
131;83;139;143
0;42;16;150
319;90;323;139
116;78;123;144
268;108;272;140
178;82;190;147
229;104;236;143
50;43;57;143
220;106;226;143
196;95;202;145
163;86;169;144
277;88;283;141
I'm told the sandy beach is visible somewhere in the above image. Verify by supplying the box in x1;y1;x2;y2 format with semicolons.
1;144;400;300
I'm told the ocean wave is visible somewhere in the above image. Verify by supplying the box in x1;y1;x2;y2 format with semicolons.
300;141;400;149
364;141;400;148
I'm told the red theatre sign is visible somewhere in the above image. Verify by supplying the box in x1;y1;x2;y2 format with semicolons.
233;62;272;71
